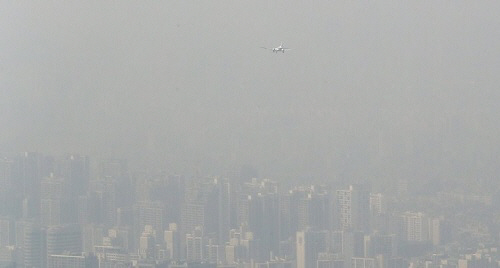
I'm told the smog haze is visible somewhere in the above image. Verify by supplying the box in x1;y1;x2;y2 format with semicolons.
2;1;500;183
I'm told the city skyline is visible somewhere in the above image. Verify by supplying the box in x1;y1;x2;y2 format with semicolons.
2;1;500;267
0;151;499;267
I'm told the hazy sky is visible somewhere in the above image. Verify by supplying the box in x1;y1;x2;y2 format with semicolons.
1;1;500;184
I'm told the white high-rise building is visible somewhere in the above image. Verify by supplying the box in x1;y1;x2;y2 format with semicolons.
139;225;156;260
336;185;370;232
369;193;386;215
400;212;429;242
186;226;205;262
164;223;180;260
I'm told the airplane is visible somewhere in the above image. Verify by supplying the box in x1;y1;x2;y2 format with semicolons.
260;42;291;53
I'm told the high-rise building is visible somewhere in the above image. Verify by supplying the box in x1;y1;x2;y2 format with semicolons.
236;194;251;229
99;159;134;208
369;193;386;215
0;158;14;217
164;175;185;226
297;191;331;232
0;245;20;266
104;226;133;252
82;224;104;254
364;233;398;258
40;175;67;226
217;178;231;245
139;225;156;260
279;188;310;242
46;225;82;258
186;226;205;263
136;201;166;239
180;202;205;259
23;222;46;268
296;229;328;268
331;230;365;268
206;240;222;264
0;218;13;247
15;152;52;219
397;179;409;197
278;192;293;243
399;212;428;242
91;177;117;227
15;220;28;249
234;179;282;261
165;223;180;261
58;155;89;198
238;191;280;261
336;185;370;232
259;192;280;260
430;217;443;246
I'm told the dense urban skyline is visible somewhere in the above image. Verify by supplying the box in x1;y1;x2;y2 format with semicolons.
0;151;499;267
2;1;500;268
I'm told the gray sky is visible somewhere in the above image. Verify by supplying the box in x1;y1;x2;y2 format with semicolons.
1;1;500;184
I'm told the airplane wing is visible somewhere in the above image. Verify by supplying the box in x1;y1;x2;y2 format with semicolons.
260;47;270;50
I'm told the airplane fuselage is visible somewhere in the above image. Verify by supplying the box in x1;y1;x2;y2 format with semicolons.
272;47;286;53
261;42;290;53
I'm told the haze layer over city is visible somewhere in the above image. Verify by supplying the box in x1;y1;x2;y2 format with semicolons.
1;1;500;268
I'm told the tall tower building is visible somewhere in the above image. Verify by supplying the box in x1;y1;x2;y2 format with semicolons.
186;226;205;263
82;224;104;254
298;191;331;231
0;218;13;247
399;212;429;242
180;201;205;256
296;229;328;268
135;201;166;241
260;191;280;260
181;177;231;247
40;175;67;226
23;222;46;268
164;175;185;225
15;152;52;219
59;155;89;198
0;158;14;216
331;230;365;268
99;159;133;208
164;223;180;261
52;155;88;226
369;193;386;215
279;188;309;241
336;185;370;232
235;178;282;261
217;178;231;245
139;225;156;260
98;183;117;227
